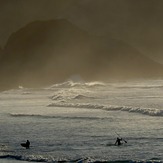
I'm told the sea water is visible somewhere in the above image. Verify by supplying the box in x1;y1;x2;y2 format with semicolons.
0;80;162;163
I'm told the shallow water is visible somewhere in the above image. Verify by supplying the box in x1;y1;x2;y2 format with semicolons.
0;80;163;163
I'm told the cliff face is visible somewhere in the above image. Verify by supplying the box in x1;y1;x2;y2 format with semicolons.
0;47;2;57
0;19;163;89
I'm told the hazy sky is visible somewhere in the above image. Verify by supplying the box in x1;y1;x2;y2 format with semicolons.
0;0;74;46
0;0;163;62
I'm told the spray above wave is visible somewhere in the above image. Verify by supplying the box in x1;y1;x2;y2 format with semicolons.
47;80;163;91
48;103;163;116
48;80;106;89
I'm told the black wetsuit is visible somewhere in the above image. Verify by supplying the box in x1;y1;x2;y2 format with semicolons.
26;140;30;149
115;138;122;145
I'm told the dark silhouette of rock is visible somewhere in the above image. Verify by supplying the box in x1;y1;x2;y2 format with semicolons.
0;19;163;89
0;47;2;57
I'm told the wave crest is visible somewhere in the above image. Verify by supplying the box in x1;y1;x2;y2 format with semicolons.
9;113;107;120
48;103;163;116
48;80;105;89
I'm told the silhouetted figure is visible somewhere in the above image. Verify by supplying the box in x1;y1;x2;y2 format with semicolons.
26;140;30;149
21;140;30;149
115;137;122;146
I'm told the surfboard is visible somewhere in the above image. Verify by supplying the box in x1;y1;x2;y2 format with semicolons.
106;143;125;146
106;143;116;146
21;143;29;148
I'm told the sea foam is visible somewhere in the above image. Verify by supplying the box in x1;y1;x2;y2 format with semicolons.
48;80;106;89
48;102;163;116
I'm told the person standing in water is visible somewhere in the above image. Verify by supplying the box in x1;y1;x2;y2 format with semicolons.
115;137;123;146
21;139;30;149
26;140;30;149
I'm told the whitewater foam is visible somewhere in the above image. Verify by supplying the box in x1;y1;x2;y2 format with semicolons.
9;113;107;120
48;102;163;116
48;80;106;89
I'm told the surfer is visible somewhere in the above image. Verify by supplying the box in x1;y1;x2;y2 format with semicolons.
21;140;30;149
115;137;123;146
26;140;30;149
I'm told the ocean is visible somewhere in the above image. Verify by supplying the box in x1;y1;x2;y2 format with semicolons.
0;79;162;163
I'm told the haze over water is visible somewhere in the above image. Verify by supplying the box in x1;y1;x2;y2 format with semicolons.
1;1;163;89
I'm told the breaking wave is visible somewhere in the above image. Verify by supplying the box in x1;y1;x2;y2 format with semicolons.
9;113;107;120
48;80;163;89
73;95;95;100
50;87;96;102
51;94;95;101
48;80;106;89
48;103;163;116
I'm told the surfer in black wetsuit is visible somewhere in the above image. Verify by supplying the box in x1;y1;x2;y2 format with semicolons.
21;140;30;149
26;140;30;149
115;137;123;146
